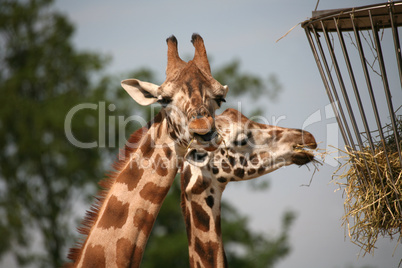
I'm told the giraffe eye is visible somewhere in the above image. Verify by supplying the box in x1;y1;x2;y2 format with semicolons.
157;97;172;108
233;138;247;146
214;96;226;107
233;133;248;146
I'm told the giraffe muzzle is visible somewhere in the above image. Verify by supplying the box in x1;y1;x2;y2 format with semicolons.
188;116;223;151
291;130;317;165
188;116;214;135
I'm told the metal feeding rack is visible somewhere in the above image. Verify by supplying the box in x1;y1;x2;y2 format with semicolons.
302;2;402;254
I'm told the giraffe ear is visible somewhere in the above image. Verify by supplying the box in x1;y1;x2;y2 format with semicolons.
121;79;159;106
185;149;210;167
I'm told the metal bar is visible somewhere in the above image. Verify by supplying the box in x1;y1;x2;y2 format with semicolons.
320;21;356;150
306;27;371;192
334;21;367;151
311;26;353;147
314;23;371;191
352;12;394;217
368;10;401;168
370;10;402;169
389;3;402;89
335;17;377;186
304;26;351;147
350;14;378;154
370;9;402;216
389;4;402;168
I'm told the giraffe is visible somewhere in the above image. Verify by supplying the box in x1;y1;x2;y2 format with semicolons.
65;34;229;268
180;108;317;268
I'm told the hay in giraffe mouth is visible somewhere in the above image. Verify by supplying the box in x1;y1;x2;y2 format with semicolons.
292;143;317;165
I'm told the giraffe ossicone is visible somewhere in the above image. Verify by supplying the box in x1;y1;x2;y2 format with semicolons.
66;34;229;268
181;108;317;268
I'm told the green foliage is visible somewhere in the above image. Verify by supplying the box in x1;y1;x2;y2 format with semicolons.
0;1;293;267
223;210;296;268
214;59;282;101
221;201;295;268
0;0;108;266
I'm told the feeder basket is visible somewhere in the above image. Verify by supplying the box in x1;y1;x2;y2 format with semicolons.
302;1;402;254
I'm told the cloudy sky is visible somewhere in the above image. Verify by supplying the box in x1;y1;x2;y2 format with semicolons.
55;0;401;267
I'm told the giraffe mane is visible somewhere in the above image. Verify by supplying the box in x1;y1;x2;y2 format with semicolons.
66;112;162;264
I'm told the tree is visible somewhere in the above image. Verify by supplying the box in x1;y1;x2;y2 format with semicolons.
0;0;108;266
214;59;281;101
0;0;293;267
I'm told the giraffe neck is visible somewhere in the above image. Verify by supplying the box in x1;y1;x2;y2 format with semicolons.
180;164;228;268
69;112;181;268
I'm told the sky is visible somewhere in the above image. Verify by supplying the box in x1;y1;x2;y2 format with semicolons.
53;0;401;267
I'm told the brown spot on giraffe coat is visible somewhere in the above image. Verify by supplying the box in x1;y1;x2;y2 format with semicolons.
205;195;214;208
239;156;248;167
217;177;227;183
152;153;169;177
182;165;192;190
194;237;219;268
81;244;106;268
211;165;219;174
221;159;231;173
191;201;210;232
247;168;256;175
215;214;222;237
185;206;192;246
139;182;170;204
117;162;144;191
191;176;211;195
233;168;245;179
249;153;259;166
163;144;173;160
133;208;154;238
116;238;134;268
258;166;266;175
227;155;236;167
140;135;154;158
131;244;143;268
97;195;129;229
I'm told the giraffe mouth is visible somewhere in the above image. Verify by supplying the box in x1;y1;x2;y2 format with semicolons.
194;130;217;142
292;143;316;165
292;151;315;165
193;129;222;151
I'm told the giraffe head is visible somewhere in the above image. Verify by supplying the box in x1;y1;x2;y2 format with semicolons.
121;34;228;150
181;108;317;267
185;108;317;185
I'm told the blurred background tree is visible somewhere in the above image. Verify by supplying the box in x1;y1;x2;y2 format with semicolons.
0;0;109;266
0;0;293;267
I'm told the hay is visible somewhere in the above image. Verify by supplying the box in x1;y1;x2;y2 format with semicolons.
332;120;402;255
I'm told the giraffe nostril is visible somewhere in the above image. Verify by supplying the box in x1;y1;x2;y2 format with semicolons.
189;116;214;135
